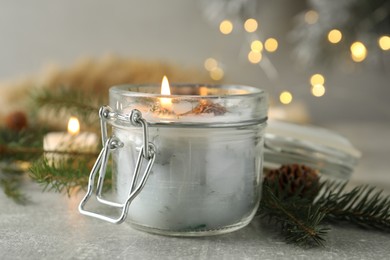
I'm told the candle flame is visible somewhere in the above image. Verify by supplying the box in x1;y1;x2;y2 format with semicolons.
160;75;172;109
67;116;80;135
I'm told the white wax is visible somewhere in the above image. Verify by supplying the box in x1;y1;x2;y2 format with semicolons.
43;132;98;164
114;125;263;233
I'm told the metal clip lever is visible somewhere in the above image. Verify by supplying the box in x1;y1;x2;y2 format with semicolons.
78;138;155;224
79;107;156;224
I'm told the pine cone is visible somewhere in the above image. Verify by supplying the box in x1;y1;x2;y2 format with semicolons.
264;164;320;200
5;111;28;131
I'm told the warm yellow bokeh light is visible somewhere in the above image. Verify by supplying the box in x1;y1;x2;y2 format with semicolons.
304;10;319;24
244;18;258;33
67;116;80;135
328;29;342;44
210;67;224;81
248;51;262;64
378;36;390;51
264;38;278;52
204;58;218;71
251;40;263;52
311;84;326;97
350;41;367;62
219;20;233;35
279;91;293;105
310;73;325;86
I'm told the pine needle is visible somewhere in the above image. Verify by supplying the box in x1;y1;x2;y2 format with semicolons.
315;181;390;231
29;156;111;196
259;185;329;246
31;87;101;125
0;173;29;205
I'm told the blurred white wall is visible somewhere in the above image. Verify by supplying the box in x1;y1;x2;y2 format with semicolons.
0;0;389;123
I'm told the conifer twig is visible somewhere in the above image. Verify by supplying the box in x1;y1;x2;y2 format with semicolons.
0;176;29;205
31;87;100;124
315;181;390;231
29;156;111;196
259;185;329;246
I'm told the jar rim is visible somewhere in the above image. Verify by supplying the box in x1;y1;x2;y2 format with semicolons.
110;83;265;99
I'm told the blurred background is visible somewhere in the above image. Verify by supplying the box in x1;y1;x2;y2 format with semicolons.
1;0;389;123
0;0;389;186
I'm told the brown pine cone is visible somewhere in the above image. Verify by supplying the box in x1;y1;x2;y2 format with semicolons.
264;164;320;200
5;111;28;131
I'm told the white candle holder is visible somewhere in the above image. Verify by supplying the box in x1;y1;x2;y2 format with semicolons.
79;84;268;236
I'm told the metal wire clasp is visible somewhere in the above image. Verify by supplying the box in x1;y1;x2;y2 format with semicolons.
79;106;156;224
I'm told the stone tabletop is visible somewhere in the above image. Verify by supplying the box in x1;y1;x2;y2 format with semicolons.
1;121;390;259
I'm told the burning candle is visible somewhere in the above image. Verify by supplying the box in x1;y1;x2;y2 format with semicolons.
43;117;98;165
106;77;268;236
160;75;172;109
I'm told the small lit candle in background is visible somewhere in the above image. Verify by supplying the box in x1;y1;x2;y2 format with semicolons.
43;116;98;165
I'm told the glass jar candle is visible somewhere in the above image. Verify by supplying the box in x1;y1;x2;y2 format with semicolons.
79;81;268;236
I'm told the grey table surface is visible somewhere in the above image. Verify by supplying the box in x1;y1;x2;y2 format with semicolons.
1;121;390;260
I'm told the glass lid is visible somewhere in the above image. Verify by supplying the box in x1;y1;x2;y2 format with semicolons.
264;120;361;180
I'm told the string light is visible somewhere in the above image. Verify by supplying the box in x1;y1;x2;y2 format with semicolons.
248;51;262;64
327;29;342;44
251;40;263;52
350;41;367;62
244;18;258;33
311;84;326;97
304;10;319;24
219;20;233;35
204;58;218;71
310;73;325;85
279;91;293;105
378;35;390;51
264;38;278;52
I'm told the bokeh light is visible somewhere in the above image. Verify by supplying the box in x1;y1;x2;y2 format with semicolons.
244;18;258;33
210;67;224;81
219;20;233;35
251;40;263;52
204;58;218;71
248;51;262;64
350;41;367;62
264;38;278;52
378;35;390;51
310;73;325;86
279;91;293;105
311;84;326;97
327;29;342;44
304;10;319;24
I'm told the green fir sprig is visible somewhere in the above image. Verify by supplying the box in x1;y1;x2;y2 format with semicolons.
316;181;390;231
29;156;110;195
258;167;390;246
31;87;101;125
259;184;329;246
0;170;29;204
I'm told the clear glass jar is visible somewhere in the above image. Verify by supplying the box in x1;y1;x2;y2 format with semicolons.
109;84;268;236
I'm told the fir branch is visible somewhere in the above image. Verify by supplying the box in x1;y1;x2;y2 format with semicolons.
0;171;29;205
31;87;101;124
315;181;390;231
259;185;329;246
29;156;111;196
0;127;46;162
0;126;45;203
